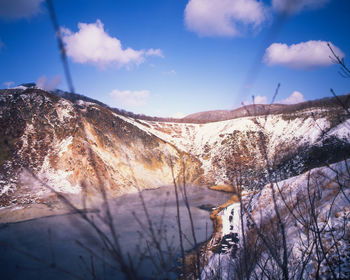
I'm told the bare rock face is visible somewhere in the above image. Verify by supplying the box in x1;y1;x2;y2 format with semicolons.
0;89;203;207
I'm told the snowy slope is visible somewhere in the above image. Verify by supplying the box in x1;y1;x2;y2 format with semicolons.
202;159;350;279
115;107;350;184
1;88;349;207
0;90;203;206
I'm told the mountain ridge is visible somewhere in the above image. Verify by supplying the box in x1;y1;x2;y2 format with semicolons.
5;85;349;123
1;88;349;208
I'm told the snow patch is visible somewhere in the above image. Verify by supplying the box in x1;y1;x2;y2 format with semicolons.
39;154;81;194
75;100;96;107
56;99;74;122
327;119;350;140
37;137;81;194
57;136;73;157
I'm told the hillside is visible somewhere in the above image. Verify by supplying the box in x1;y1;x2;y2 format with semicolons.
0;88;203;208
183;104;288;122
183;95;350;123
123;102;350;186
201;160;350;279
1;88;350;208
0;88;350;278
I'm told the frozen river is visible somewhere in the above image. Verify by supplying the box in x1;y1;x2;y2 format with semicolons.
0;185;231;279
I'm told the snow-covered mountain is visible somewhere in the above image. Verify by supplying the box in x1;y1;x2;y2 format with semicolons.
1;87;350;278
0;88;203;207
1;88;349;206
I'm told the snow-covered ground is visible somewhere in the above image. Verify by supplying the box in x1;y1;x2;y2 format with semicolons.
112;109;349;184
202;159;350;279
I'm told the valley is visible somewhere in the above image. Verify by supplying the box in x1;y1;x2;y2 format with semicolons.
0;88;349;279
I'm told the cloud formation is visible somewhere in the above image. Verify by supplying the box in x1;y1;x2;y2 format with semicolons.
263;40;344;69
245;91;306;106
163;69;176;75
184;0;266;37
36;75;61;91
171;112;186;118
272;0;331;14
280;91;305;104
243;95;268;105
146;48;164;58
3;81;14;89
253;95;268;104
61;20;163;68
0;0;44;20
110;89;150;107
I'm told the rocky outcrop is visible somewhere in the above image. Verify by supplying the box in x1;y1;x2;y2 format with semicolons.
0;89;203;207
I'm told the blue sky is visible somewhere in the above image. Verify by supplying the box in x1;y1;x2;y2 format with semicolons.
0;0;349;117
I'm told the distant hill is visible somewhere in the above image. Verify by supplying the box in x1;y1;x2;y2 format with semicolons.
51;89;350;124
183;104;287;122
183;95;350;122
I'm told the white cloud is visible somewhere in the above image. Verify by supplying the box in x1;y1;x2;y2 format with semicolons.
280;91;306;104
61;20;163;69
146;48;164;58
253;95;268;104
184;0;266;37
243;95;268;105
0;0;44;20
110;89;150;107
171;112;186;118
163;69;176;75
243;91;306;106
263;40;345;69
3;81;14;89
36;75;61;91
272;0;331;14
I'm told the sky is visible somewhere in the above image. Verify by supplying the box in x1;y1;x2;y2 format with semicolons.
0;0;349;117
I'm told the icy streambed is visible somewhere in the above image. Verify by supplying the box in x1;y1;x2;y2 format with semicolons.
0;186;231;279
